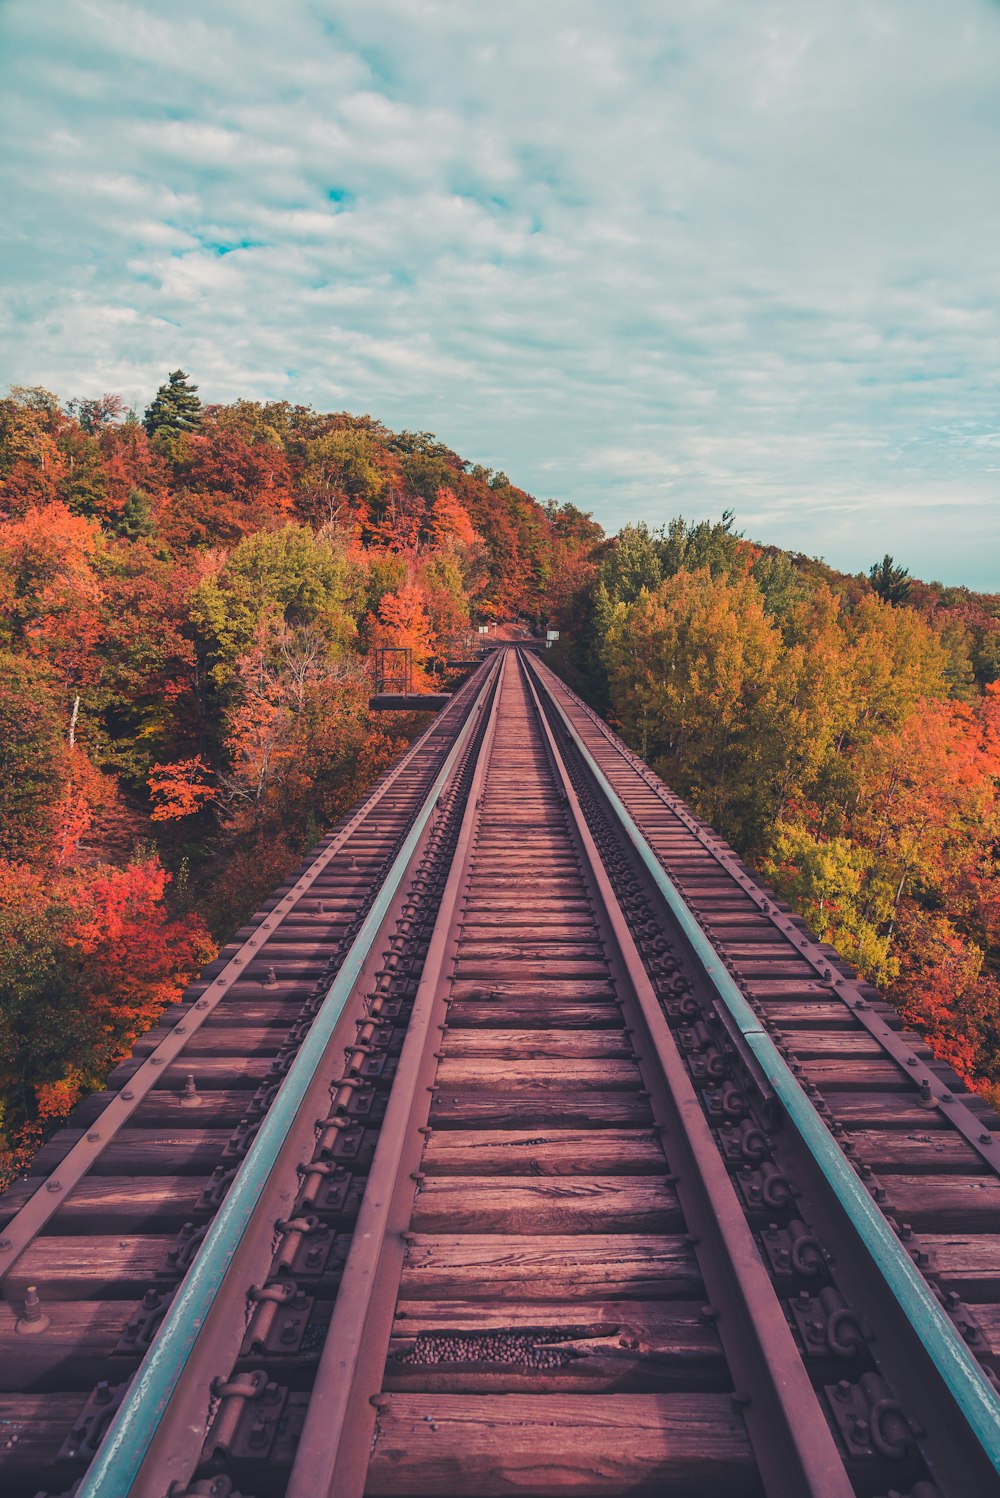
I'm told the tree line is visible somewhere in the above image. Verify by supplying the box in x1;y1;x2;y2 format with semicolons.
551;515;1000;1098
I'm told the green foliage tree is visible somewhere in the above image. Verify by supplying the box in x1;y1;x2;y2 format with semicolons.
869;553;912;606
189;524;366;690
143;370;203;440
603;567;795;848
659;510;741;579
600;523;662;605
115;488;156;541
0;876;81;1128
0;654;64;860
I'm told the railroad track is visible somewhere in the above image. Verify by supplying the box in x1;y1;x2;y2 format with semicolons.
1;645;999;1497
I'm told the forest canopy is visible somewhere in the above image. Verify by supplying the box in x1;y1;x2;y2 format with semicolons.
2;376;998;1179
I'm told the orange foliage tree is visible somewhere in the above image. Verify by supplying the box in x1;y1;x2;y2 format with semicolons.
148;756;217;821
369;582;436;690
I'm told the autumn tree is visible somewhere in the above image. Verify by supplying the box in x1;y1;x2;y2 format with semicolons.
0;503;105;712
429;486;477;549
0;387;68;515
297;426;395;531
369;582;436;691
66;393;127;435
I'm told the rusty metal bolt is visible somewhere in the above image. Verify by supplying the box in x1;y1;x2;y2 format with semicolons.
181;1075;202;1109
15;1286;50;1336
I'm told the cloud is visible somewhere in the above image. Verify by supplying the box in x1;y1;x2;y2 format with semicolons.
1;0;1000;586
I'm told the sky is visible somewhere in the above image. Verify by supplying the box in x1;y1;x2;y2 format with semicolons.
2;1;1000;589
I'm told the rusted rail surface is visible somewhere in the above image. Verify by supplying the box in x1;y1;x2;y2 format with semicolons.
1;645;999;1498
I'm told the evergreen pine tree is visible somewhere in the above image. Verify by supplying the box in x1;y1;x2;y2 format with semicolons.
143;370;202;438
869;554;912;607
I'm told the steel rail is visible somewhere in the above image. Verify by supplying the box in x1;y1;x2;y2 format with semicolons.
535;659;1000;1177
0;664;492;1286
74;653;503;1498
285;650;508;1498
527;652;1000;1478
519;653;853;1498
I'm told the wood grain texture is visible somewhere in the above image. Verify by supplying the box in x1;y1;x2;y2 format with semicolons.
366;1393;755;1496
421;1129;665;1176
440;1029;633;1059
434;1060;641;1092
410;1177;681;1233
399;1235;700;1300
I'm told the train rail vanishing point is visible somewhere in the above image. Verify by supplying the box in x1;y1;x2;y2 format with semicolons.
1;644;999;1497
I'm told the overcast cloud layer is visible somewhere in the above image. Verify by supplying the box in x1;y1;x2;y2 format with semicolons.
2;0;999;587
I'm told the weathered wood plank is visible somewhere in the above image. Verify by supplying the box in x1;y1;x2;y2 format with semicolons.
0;1175;209;1231
410;1178;681;1234
110;1056;272;1089
819;1094;953;1130
843;1128;983;1174
399;1235;700;1300
462;899;593;916
446;1002;622;1029
449;981;617;1002
0;1393;83;1479
767;1033;887;1059
5;1235;174;1298
454;942;607;963
0;1300;135;1389
366;1393;755;1496
441;1030;633;1059
880;1175;1000;1231
64;1087;261;1129
422;1129;665;1176
452;958;611;979
29;1127;235;1177
134;1025;288;1057
434;1060;640;1092
756;1002;853;1029
801;1059;910;1091
965;1303;1000;1363
459;920;595;936
924;1234;1000;1296
738;980;835;999
386;1299;723;1393
430;1093;654;1127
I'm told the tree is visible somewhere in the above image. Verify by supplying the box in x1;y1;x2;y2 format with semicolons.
869;554;912;606
0;387;68;514
66;394;126;435
144;370;202;439
63;857;214;1070
602;567;797;848
0;654;64;860
148;756;216;820
429;486;477;549
297;427;393;530
369;583;436;691
189;524;365;689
